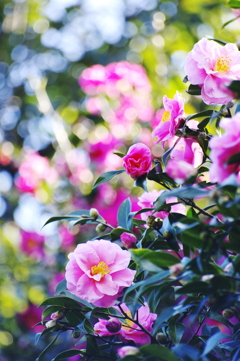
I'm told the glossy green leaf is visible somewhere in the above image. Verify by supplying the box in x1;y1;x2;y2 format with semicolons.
36;332;62;361
168;323;185;345
118;198;131;230
140;344;180;361
201;332;230;357
186;84;201;96
40;296;83;309
131;249;179;270
52;349;84;361
92;170;125;188
55;279;67;295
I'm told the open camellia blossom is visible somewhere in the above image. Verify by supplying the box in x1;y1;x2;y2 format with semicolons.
94;302;157;345
123;143;152;179
166;159;197;183
169;137;204;168
209;113;240;184
185;37;240;105
152;92;185;146
65;240;136;307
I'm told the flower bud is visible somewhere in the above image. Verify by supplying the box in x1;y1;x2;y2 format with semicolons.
169;263;185;277
146;215;156;227
163;230;171;239
201;274;214;283
156;332;168;344
153;218;163;230
90;208;99;220
120;232;137;249
105;318;122;333
45;320;57;328
117;346;139;358
72;330;81;338
95;223;107;233
222;308;235;318
50;310;66;320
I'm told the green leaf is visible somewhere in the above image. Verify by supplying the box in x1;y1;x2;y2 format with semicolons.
201;332;230;357
140;344;180;361
36;331;62;361
117;198;131;230
110;227;132;240
228;80;240;94
186;84;202;96
226;152;240;165
40;296;83;309
113;152;125;158
134;175;148;192
168;323;185;345
55;279;67;295
227;0;240;8
43;216;79;227
186;110;214;121
222;16;240;28
131;249;179;270
65;309;86;327
176;281;208;294
52;349;84;361
93;170;125;188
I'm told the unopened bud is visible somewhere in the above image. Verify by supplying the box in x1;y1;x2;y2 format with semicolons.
95;223;107;233
163;230;171;239
45;320;57;328
117;346;139;358
51;310;66;320
201;274;214;283
156;332;168;344
146;215;156;227
120;232;137;249
90;208;99;220
72;330;81;338
105;318;122;333
169;263;185;277
153;218;163;230
222;308;235;318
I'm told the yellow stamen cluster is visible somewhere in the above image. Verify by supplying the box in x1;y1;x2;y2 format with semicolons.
91;261;110;278
214;56;231;74
161;110;170;122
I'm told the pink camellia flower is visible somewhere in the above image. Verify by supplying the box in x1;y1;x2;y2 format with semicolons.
117;346;139;358
166;159;197;183
123;143;152;179
209;113;240;184
94;302;157;345
65;240;136;307
59;226;75;251
185;37;240;105
152;92;185;146
138;189;186;221
120;232;137;249
20;230;45;260
169;137;204;168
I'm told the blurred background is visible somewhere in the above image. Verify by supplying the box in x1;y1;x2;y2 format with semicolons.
0;0;239;360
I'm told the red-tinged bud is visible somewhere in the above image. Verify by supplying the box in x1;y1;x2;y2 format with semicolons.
105;318;122;333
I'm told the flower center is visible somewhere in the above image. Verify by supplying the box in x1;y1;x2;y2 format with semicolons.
91;261;110;278
214;56;231;74
122;311;134;330
161;111;170;123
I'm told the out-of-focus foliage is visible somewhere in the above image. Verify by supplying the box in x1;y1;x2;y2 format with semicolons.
0;0;240;360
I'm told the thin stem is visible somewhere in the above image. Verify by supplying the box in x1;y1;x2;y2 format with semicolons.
118;304;157;344
188;316;206;345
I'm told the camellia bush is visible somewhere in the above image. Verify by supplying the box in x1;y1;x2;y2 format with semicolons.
35;6;240;361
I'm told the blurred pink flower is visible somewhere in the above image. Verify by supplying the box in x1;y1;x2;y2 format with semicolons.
166;159;197;183
138;190;186;221
59;226;75;251
123;143;152;179
17;304;44;333
15;152;58;193
169;137;204;168
65;240;136;307
117;346;139;358
120;232;137;248
209;113;240;184
185;37;240;105
20;230;45;260
94;302;157;345
152;93;185;146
